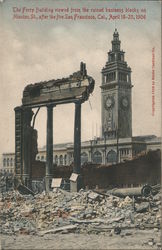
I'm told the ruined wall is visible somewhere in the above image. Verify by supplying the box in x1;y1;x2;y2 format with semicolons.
32;163;73;180
32;161;46;179
31;150;161;188
82;150;161;188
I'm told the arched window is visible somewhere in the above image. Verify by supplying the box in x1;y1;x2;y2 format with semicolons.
3;158;6;167
37;155;40;160
7;158;9;167
64;155;67;166
41;155;44;161
55;155;58;165
59;155;63;165
10;158;13;166
107;150;117;163
81;152;88;165
92;151;102;164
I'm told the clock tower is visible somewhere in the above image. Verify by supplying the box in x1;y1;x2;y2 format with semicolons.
101;29;133;139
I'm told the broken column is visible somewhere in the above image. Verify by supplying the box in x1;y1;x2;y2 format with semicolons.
22;108;34;188
45;105;53;192
74;101;81;174
15;107;23;179
70;101;83;192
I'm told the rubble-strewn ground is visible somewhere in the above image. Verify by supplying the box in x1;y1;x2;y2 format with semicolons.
1;229;161;249
0;188;161;249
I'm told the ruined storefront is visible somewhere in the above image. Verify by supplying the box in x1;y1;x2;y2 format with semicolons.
14;62;95;191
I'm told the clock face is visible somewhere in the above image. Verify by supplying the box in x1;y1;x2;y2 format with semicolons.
105;96;114;109
121;97;129;108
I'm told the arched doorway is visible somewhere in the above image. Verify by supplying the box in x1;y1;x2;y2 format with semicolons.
59;155;63;165
107;150;117;164
92;151;102;164
81;152;88;165
55;155;58;165
64;155;67;166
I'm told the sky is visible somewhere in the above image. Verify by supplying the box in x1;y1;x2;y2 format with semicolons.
0;0;161;161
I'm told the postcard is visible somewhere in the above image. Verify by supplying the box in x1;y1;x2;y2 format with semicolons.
0;0;161;249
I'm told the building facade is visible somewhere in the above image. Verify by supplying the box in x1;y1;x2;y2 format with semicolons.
1;153;15;174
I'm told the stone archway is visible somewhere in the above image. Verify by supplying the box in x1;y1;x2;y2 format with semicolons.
55;155;58;165
107;150;117;164
64;155;67;166
92;151;102;164
81;152;88;165
59;155;63;165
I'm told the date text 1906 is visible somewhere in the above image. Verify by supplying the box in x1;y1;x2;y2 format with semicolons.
109;14;146;20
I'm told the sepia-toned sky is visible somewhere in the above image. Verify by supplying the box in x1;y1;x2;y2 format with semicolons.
0;0;161;162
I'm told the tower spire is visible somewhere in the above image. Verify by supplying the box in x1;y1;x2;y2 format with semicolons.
101;30;132;139
112;28;120;52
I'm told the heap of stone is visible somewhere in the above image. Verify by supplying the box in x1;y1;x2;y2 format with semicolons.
0;189;161;238
0;173;14;193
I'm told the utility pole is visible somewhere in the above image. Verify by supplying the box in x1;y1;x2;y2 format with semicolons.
104;133;107;165
116;128;119;164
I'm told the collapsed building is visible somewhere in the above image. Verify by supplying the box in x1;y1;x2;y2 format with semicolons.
14;62;95;191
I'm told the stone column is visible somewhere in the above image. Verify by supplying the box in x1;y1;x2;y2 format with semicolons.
116;70;119;81
102;150;105;165
45;105;53;192
70;101;82;192
15;107;23;179
73;102;81;174
23;108;33;188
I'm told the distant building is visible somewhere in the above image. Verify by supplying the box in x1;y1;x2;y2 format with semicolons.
1;135;161;174
1;29;161;174
1;152;15;174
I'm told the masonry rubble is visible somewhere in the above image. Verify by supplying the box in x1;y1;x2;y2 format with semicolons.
0;188;161;246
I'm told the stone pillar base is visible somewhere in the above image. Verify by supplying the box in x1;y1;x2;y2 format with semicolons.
70;174;83;192
45;176;52;192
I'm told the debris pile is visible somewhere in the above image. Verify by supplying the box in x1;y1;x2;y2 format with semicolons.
0;188;161;243
0;173;14;193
